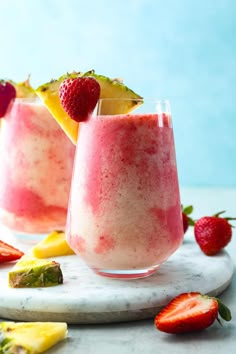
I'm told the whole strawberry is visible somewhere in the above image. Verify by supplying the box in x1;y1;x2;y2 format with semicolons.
0;80;16;118
155;292;231;334
59;77;100;122
194;211;235;255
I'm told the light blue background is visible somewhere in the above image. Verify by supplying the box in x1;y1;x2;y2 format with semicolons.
0;0;235;187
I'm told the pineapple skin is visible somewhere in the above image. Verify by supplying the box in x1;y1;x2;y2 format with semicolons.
37;70;142;100
8;259;63;288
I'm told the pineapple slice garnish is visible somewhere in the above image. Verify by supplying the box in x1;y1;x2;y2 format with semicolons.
36;70;143;144
30;230;75;259
0;321;67;353
36;78;78;143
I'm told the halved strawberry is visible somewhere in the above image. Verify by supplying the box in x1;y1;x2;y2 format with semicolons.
0;80;16;118
155;292;231;334
59;77;100;122
0;240;24;263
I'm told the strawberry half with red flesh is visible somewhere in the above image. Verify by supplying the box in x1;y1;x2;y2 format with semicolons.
0;80;16;118
194;211;235;255
59;77;100;122
0;239;24;263
155;292;231;334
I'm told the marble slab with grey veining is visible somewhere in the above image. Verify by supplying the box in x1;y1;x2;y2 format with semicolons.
0;235;234;324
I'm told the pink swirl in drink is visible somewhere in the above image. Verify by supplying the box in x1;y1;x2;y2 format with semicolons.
0;98;75;235
67;99;183;278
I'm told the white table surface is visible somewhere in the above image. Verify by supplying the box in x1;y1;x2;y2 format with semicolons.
1;187;236;354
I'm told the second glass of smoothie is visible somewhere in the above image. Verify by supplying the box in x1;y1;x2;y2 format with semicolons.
0;98;75;241
66;98;184;279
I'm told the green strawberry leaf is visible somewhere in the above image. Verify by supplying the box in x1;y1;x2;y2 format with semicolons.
216;298;232;322
187;217;195;226
182;205;193;215
216;317;223;327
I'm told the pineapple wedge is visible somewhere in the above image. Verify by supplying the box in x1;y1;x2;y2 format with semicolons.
36;70;143;144
30;230;75;259
0;321;67;353
36;78;78;143
8;255;63;288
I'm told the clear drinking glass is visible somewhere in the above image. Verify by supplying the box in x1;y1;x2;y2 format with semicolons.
0;98;75;242
66;98;184;278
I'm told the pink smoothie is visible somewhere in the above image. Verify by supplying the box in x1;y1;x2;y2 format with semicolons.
0;99;75;234
67;113;183;272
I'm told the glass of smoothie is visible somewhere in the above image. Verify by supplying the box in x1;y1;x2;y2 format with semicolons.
66;98;183;279
0;98;75;242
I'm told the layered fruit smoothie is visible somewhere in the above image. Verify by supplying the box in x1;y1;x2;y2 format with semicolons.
0;99;75;235
67;111;183;278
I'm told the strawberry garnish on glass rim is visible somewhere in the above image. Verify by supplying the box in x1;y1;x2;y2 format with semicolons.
59;76;100;122
0;80;16;118
155;292;231;334
194;211;235;256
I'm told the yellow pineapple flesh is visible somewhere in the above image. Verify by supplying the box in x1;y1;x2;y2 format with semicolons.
0;321;67;353
36;70;143;144
30;230;75;259
36;79;79;143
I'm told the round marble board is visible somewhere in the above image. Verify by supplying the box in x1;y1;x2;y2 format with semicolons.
0;237;234;324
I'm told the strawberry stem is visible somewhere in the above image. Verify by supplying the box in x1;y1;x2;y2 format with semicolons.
212;211;236;227
213;211;226;217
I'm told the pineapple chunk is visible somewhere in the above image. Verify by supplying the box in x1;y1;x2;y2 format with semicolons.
8;255;63;288
36;70;143;144
30;230;75;259
0;321;67;353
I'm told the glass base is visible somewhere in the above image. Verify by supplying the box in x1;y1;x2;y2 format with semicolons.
92;265;160;279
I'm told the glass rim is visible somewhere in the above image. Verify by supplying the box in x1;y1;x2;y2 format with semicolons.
98;98;170;103
96;98;171;115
